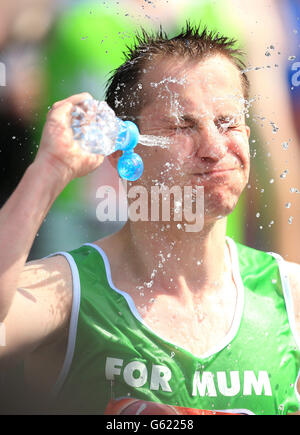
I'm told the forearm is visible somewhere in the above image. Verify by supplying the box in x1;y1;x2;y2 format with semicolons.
0;160;67;321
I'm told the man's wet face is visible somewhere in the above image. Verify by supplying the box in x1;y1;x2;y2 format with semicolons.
135;55;250;220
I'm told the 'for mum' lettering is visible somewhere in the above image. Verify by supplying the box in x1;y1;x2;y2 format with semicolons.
105;357;272;397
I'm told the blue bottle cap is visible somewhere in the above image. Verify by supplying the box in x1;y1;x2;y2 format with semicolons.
122;121;140;151
117;151;144;181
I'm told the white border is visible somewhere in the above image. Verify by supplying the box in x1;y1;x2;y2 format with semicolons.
84;238;245;360
268;252;300;349
46;251;81;397
268;251;300;407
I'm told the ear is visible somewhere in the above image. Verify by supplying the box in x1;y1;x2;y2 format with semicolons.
107;150;123;170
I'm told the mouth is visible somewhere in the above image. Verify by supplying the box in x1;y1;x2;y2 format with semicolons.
193;168;237;176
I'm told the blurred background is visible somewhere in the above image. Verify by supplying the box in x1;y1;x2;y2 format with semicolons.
1;0;300;263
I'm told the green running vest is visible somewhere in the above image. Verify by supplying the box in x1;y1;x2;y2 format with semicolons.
49;238;300;414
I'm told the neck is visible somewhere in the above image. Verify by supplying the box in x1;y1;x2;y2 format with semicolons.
119;217;229;297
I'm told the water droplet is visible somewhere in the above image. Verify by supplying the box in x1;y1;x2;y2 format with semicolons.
256;212;260;218
288;56;296;60
288;216;293;224
285;202;291;208
282;141;289;150
280;169;288;179
269;178;274;184
270;121;279;133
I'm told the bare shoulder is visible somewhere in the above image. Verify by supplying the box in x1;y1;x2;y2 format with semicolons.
0;254;73;366
20;253;73;294
18;253;74;336
284;261;300;338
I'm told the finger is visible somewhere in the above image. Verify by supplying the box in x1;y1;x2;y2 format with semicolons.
50;93;94;111
47;101;74;126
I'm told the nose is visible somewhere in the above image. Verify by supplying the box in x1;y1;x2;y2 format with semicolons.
194;120;227;161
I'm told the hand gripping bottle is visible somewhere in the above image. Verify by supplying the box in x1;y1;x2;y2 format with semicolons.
71;99;143;181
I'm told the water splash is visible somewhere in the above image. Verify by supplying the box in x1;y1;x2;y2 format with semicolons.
139;134;171;149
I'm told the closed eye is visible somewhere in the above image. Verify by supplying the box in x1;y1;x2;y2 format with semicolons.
215;117;241;132
176;124;196;133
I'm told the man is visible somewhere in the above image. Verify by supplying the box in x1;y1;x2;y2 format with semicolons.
0;24;299;415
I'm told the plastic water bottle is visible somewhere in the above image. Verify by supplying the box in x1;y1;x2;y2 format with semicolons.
71;99;143;181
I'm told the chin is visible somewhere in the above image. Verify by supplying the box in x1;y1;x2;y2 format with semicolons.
204;190;241;220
